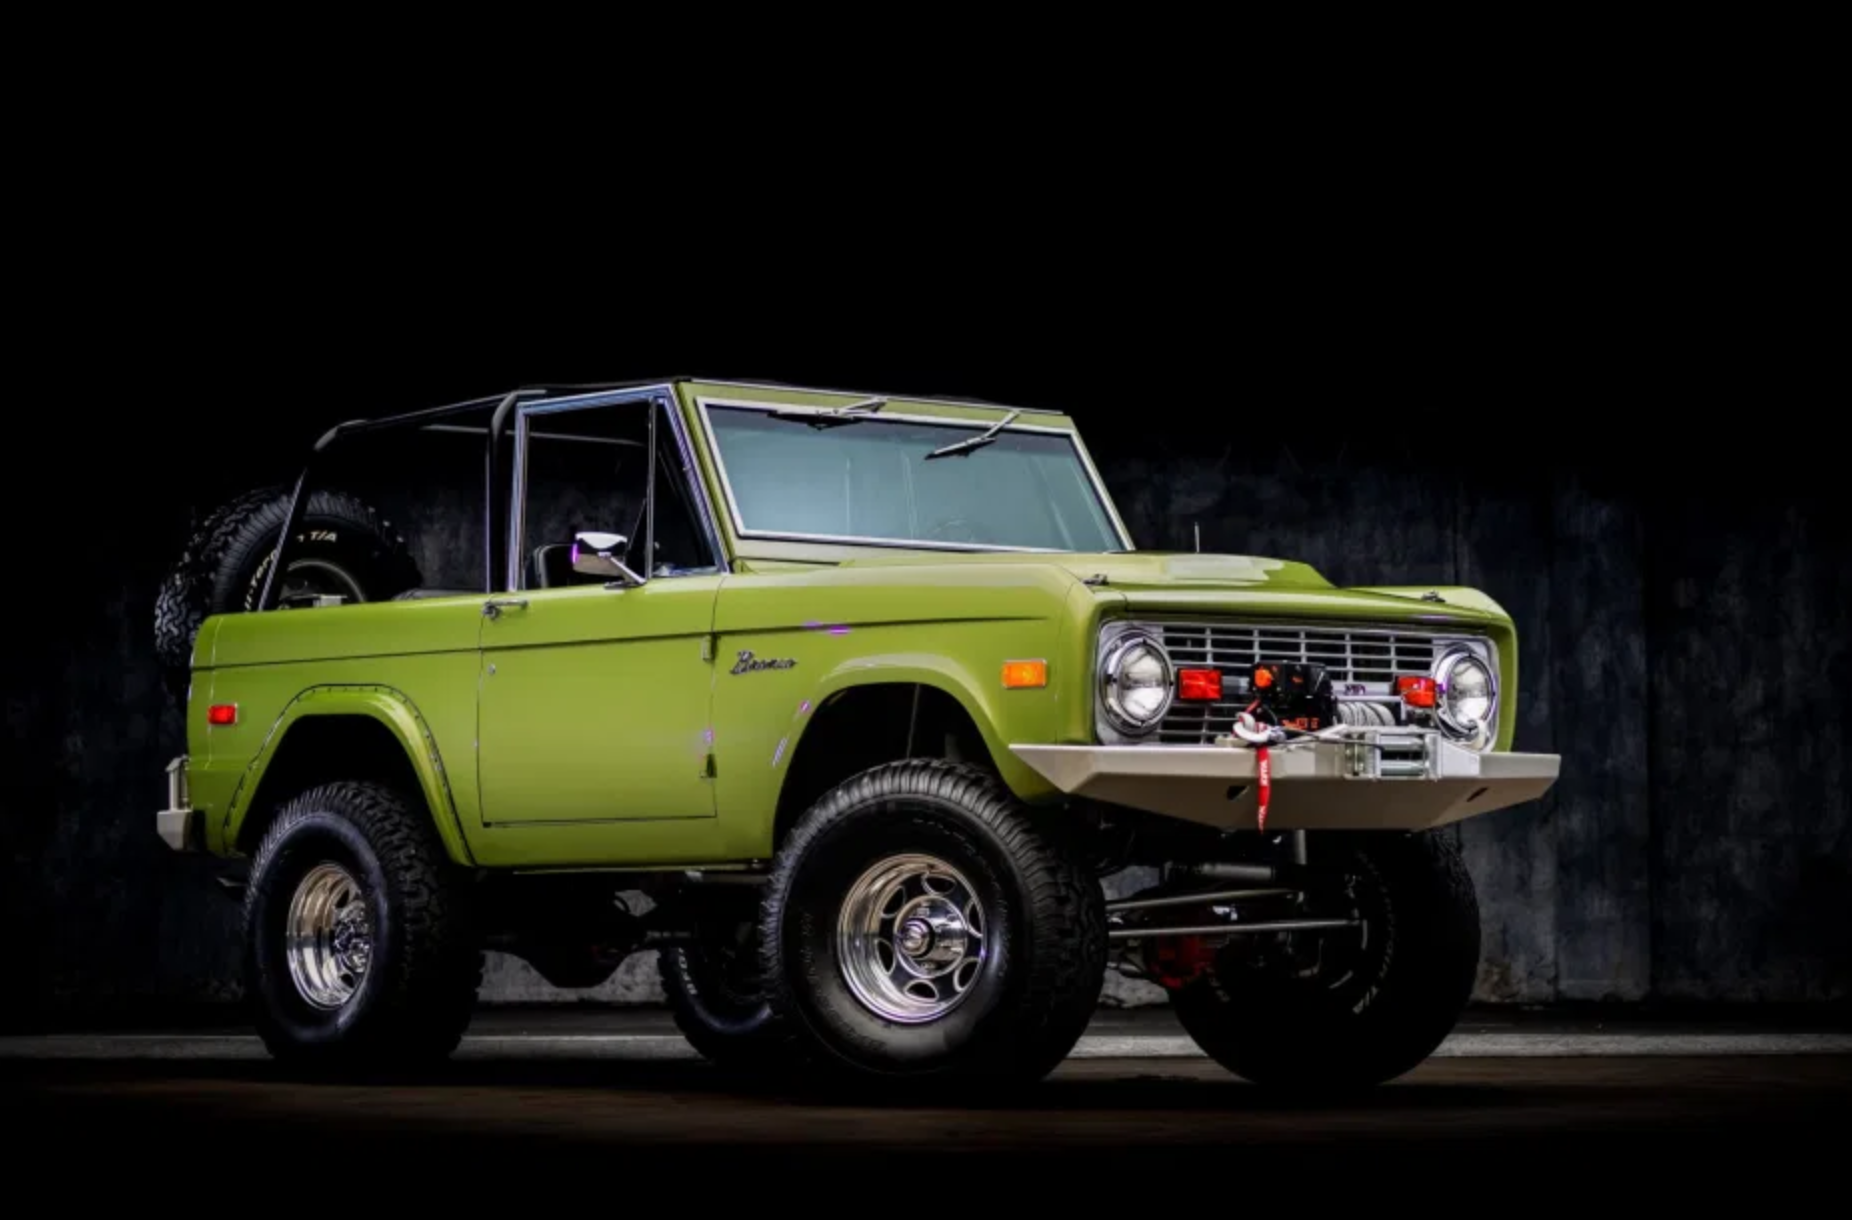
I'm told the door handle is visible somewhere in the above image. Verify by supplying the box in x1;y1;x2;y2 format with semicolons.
482;597;529;620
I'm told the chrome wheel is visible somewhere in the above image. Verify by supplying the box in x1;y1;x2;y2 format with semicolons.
285;862;373;1010
836;853;987;1023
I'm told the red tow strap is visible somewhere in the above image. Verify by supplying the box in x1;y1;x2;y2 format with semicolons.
1232;707;1275;834
1255;745;1271;833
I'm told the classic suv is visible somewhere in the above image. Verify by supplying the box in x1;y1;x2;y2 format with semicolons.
154;380;1559;1088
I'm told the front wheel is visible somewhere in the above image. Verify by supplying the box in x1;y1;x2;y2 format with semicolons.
244;781;482;1067
760;760;1105;1085
1173;830;1480;1090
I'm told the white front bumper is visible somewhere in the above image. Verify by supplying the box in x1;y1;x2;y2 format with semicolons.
1011;734;1559;831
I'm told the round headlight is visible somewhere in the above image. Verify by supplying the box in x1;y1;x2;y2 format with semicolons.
1100;634;1174;735
1434;649;1496;740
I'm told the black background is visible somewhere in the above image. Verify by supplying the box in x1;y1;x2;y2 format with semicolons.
4;124;1845;1022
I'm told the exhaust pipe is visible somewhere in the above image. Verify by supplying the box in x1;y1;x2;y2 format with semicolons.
1173;861;1281;885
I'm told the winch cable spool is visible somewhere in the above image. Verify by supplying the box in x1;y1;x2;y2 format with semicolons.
1220;705;1410;833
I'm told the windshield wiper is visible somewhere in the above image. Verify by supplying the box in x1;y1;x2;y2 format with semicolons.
924;409;1021;460
767;397;887;429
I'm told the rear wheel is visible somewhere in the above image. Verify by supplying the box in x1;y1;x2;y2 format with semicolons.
1173;830;1479;1090
244;781;481;1067
659;909;784;1069
761;760;1105;1085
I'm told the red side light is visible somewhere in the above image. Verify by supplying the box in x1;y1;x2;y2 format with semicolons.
207;704;238;726
1177;668;1223;701
1396;676;1437;709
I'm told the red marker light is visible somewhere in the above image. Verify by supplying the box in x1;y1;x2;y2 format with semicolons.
1396;676;1437;709
1177;668;1223;701
207;704;238;726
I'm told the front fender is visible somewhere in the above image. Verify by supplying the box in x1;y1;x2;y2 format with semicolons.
709;617;1081;860
798;654;1055;800
220;685;474;865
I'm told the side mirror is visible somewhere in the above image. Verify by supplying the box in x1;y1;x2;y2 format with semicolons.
571;531;648;587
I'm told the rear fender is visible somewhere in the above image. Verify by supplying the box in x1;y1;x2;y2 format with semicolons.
220;685;474;865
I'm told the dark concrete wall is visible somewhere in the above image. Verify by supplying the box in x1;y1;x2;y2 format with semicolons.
3;412;1845;1021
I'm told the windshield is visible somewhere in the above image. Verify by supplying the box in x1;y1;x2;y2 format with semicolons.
703;405;1125;551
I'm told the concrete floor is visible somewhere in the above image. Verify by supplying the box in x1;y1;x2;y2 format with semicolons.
7;1009;1848;1200
11;1005;1851;1057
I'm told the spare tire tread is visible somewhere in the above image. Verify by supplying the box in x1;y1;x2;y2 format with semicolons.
154;487;418;703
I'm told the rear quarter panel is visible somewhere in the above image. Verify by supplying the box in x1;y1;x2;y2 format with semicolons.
187;595;484;855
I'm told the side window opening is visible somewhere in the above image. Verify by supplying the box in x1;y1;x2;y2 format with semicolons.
518;400;718;590
288;408;496;598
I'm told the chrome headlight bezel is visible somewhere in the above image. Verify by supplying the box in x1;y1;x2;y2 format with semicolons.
1432;646;1498;744
1098;631;1175;737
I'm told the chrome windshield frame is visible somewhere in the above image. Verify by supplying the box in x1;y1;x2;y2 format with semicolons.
691;394;1135;554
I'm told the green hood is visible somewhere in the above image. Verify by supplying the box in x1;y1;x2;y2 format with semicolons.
838;550;1333;591
832;549;1506;629
1041;551;1332;591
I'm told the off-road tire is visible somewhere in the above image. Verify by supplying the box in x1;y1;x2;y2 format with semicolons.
659;925;785;1069
1173;830;1479;1090
760;759;1106;1085
154;487;419;704
244;781;482;1067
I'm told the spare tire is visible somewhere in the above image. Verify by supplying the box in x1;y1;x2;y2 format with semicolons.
155;487;421;703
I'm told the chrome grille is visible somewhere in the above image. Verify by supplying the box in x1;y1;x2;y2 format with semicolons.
1152;621;1443;745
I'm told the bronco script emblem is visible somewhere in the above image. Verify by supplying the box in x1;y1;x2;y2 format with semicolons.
731;649;796;675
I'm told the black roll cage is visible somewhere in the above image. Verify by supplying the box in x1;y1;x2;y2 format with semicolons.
253;381;672;612
254;376;1073;612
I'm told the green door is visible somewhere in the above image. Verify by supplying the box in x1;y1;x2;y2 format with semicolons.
475;388;729;825
477;579;720;823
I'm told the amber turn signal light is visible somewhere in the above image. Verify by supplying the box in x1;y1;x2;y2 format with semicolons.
1002;660;1048;689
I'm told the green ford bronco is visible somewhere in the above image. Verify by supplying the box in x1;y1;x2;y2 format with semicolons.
154;379;1559;1088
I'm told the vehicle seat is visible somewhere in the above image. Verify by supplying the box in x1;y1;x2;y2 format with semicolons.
532;544;579;589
